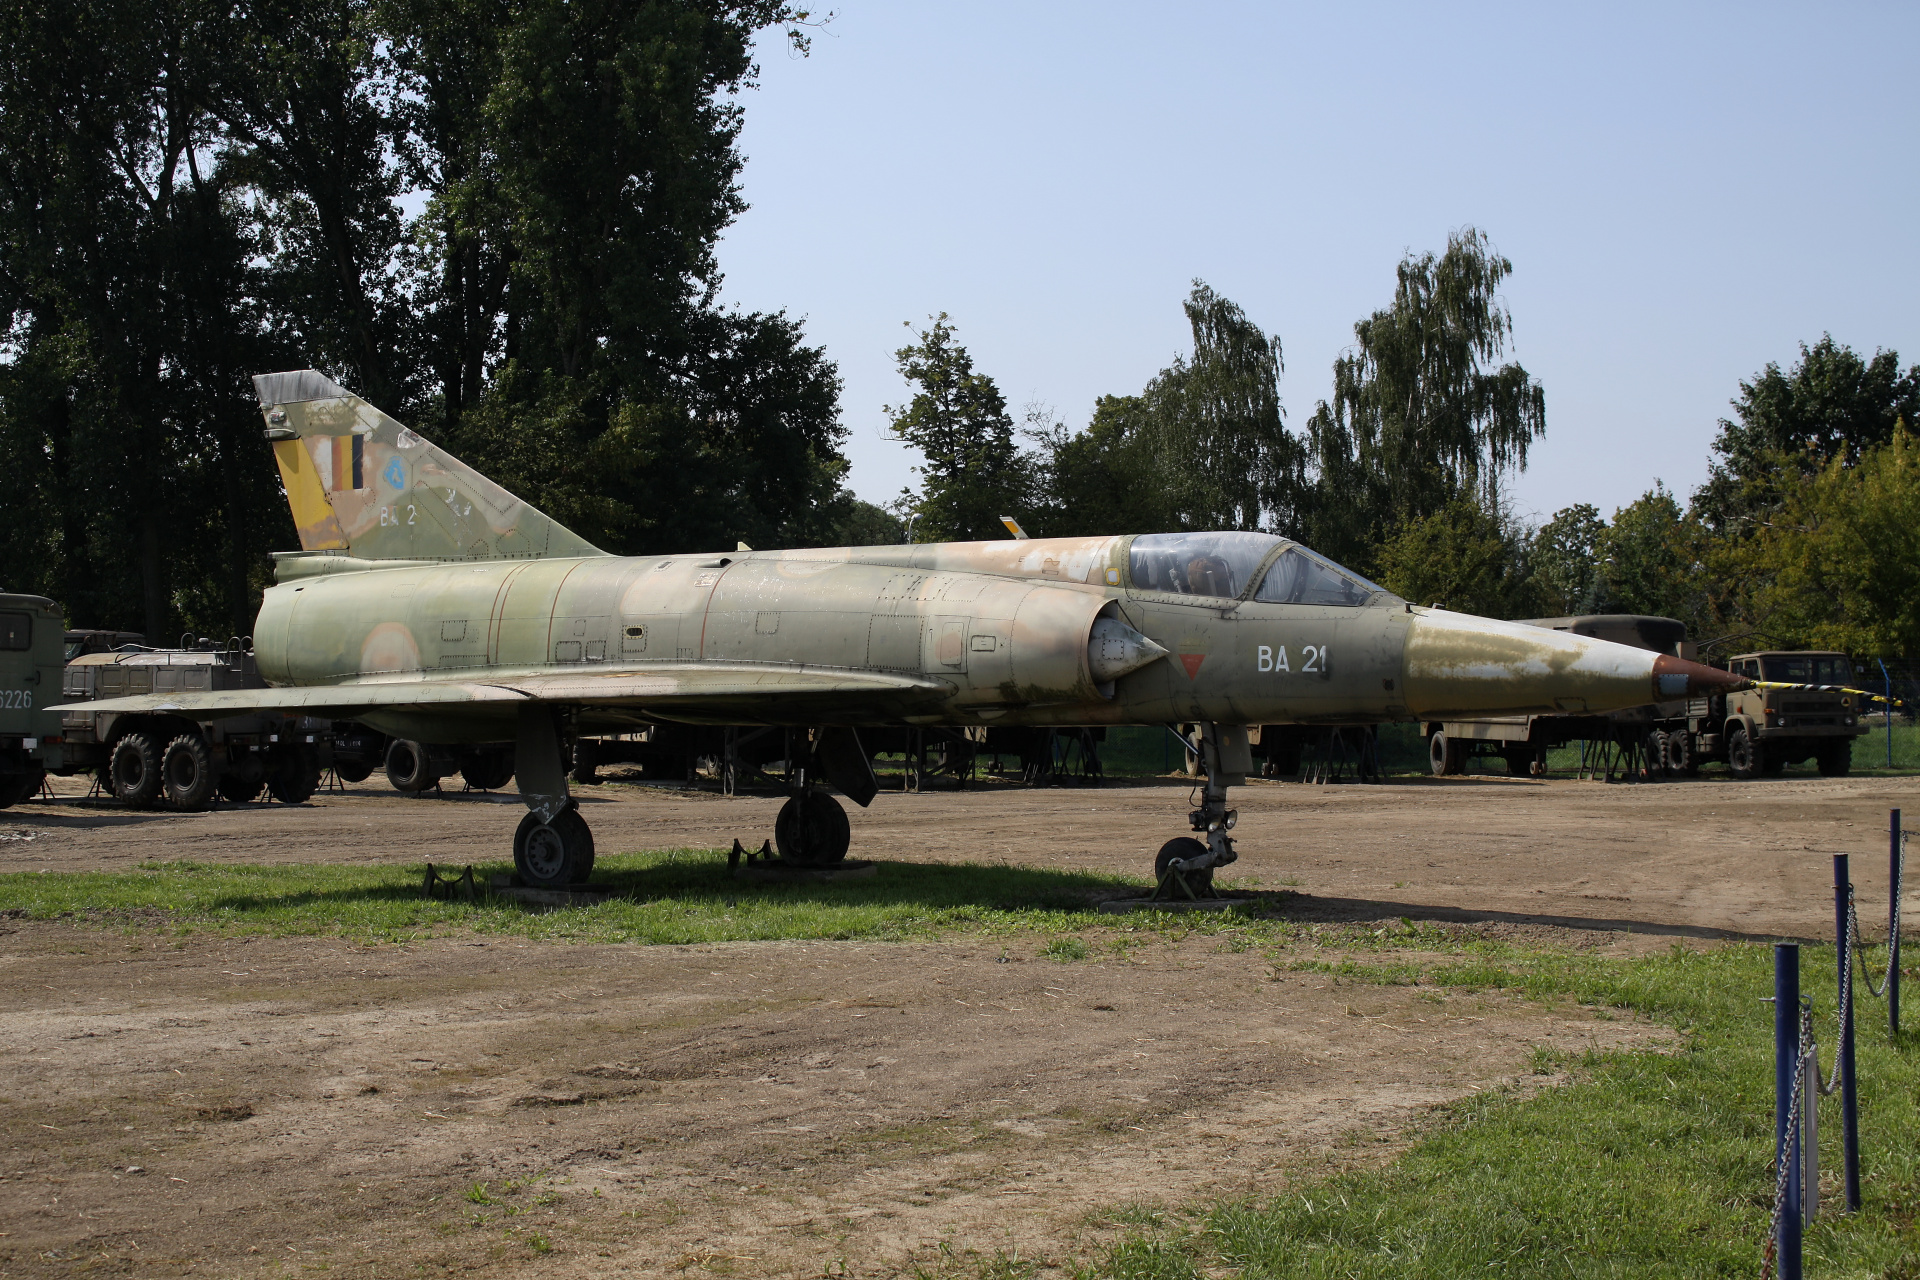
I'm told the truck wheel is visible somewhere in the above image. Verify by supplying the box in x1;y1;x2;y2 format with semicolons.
269;744;320;804
332;758;374;784
109;733;163;808
1665;730;1698;777
0;768;45;808
459;749;514;791
218;773;264;803
161;735;218;810
570;739;599;786
1727;724;1763;780
1817;740;1853;777
1501;747;1532;777
385;739;440;793
1428;731;1464;777
1642;730;1669;780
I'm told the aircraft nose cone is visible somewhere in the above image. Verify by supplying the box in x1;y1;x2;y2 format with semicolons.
1402;609;1737;719
1651;653;1751;698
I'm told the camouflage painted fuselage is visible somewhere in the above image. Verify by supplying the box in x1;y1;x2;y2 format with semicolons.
57;369;1742;740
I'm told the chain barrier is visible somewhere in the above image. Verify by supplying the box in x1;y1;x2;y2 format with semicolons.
1761;1012;1811;1280
1764;821;1905;1277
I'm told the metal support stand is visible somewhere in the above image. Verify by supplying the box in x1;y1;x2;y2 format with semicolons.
1774;943;1802;1280
1834;855;1861;1212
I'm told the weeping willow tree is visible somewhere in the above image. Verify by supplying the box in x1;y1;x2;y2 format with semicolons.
1034;282;1304;536
1303;227;1545;570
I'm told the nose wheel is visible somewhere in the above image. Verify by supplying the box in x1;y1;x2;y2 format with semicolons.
1150;722;1243;899
1154;837;1215;898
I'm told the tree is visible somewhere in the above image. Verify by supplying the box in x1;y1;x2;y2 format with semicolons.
885;314;1033;542
1144;282;1302;532
1302;227;1546;571
1530;504;1605;617
1;0;850;646
1595;485;1697;621
1374;499;1532;618
1695;336;1920;531
1031;395;1179;536
1752;430;1920;656
1032;282;1302;537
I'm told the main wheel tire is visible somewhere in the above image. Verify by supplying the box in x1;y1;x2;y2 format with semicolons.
1817;740;1853;777
0;768;44;808
1153;836;1214;895
1501;747;1533;777
268;744;320;804
774;790;851;864
513;808;596;888
384;739;439;793
110;733;163;808
459;749;514;791
161;734;217;810
1727;723;1763;780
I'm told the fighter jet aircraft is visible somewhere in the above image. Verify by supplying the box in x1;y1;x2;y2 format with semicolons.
55;370;1746;890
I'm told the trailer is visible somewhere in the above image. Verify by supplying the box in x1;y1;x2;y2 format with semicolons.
1425;615;1867;778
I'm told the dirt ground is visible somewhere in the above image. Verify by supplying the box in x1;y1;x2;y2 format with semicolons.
2;770;1914;1277
8;767;1917;940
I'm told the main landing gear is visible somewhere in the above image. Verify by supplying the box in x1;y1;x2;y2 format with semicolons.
506;714;881;888
1153;723;1251;899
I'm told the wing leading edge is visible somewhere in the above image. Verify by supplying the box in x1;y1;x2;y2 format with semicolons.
49;664;951;723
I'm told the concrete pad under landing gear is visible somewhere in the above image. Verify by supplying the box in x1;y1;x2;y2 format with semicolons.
1096;896;1258;914
486;874;620;910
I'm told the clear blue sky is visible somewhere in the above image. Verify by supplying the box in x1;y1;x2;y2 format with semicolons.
715;2;1919;528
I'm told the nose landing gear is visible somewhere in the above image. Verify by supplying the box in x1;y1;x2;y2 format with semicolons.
1153;722;1249;899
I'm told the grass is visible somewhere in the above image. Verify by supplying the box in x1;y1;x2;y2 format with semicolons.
0;849;1172;944
7;854;1918;1273
1090;937;1920;1279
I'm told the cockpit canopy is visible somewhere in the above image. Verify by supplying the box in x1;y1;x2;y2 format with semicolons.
1127;532;1385;606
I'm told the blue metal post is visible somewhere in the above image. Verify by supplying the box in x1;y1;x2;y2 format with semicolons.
1835;855;1861;1211
1894;810;1903;1036
1776;943;1802;1278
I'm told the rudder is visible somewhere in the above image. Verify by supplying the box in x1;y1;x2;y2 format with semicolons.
254;370;603;562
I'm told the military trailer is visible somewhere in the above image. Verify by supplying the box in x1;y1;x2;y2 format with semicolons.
52;639;327;807
0;592;67;808
1426;616;1866;779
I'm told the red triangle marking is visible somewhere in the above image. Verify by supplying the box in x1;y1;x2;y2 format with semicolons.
1178;653;1206;680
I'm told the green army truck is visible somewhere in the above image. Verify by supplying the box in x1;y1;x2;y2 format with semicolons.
0;592;68;807
1695;651;1866;778
52;638;327;808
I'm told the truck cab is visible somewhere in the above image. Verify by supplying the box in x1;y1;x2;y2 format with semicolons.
0;592;67;807
1710;651;1865;778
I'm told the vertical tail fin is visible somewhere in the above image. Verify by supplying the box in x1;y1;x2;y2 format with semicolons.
253;370;604;562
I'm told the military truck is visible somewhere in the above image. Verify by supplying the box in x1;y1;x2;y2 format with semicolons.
53;638;327;807
0;592;67;807
1685;651;1866;778
1426;615;1866;779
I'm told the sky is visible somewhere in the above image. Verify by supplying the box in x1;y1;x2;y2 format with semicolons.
714;1;1920;528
